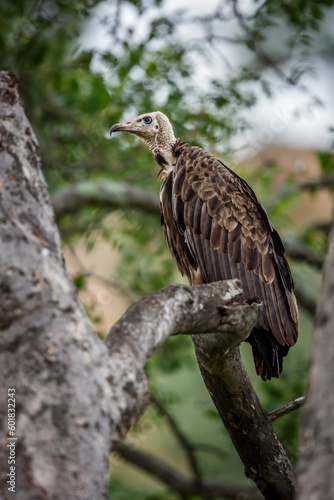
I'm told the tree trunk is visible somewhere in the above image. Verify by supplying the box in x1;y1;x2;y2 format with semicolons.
0;71;118;500
296;213;334;499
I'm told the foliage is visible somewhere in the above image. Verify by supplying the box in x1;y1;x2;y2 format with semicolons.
1;0;333;498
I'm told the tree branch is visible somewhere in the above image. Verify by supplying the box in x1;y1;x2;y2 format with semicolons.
268;396;306;422
283;241;324;270
105;280;261;366
51;179;160;218
150;393;202;483
51;179;325;277
231;0;294;84
116;443;261;500
192;342;296;499
267;175;334;213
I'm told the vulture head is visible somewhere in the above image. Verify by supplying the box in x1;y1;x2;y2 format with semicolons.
110;111;177;171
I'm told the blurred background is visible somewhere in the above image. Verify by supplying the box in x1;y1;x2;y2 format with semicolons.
1;0;333;498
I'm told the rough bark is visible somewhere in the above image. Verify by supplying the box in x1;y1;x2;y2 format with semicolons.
192;340;296;500
296;213;334;500
0;71;119;500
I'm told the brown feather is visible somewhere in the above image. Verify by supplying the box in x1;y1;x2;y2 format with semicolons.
260;251;276;284
200;203;212;239
159;141;298;380
207;194;221;214
231;239;242;263
181;179;197;203
220;228;229;253
210;219;221;249
173;165;186;196
192;197;202;234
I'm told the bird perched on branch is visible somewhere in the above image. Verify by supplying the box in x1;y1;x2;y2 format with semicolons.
110;111;298;380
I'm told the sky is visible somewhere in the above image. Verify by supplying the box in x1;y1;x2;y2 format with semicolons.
81;0;334;154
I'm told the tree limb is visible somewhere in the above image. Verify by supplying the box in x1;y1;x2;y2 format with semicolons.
192;342;296;499
51;179;325;276
284;241;324;270
105;280;261;365
116;443;261;500
267;175;334;213
150;394;202;483
51;179;160;218
268;396;306;422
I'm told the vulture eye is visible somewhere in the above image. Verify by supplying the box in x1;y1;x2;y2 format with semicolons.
143;116;152;124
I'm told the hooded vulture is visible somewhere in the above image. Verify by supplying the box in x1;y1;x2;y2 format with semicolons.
110;111;298;380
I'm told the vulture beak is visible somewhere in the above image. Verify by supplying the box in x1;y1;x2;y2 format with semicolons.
109;120;137;136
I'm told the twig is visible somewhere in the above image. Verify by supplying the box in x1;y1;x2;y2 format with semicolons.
231;0;293;84
268;396;306;422
116;443;260;499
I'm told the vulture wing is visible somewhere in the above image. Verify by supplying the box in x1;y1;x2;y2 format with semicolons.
160;142;298;380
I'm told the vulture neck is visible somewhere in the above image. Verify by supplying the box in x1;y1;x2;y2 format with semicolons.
153;143;176;178
146;121;177;178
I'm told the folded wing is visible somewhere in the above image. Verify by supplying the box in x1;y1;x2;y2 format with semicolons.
160;143;298;380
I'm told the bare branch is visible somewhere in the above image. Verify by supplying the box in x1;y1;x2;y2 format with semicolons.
267;175;334;213
268;396;306;422
192;343;296;499
116;443;261;500
192;443;228;460
150;394;202;483
51;179;160;219
231;0;294;83
283;241;324;270
105;280;261;365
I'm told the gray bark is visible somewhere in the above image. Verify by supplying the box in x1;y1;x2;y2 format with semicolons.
0;71;116;500
296;213;334;499
105;280;260;363
0;70;295;500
